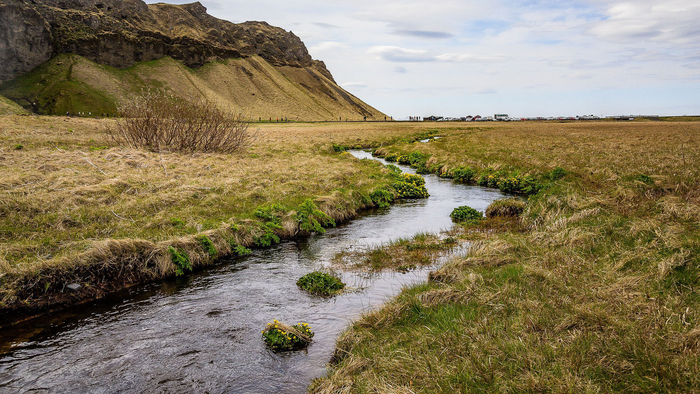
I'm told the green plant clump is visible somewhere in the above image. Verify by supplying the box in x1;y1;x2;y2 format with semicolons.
262;320;314;351
170;217;185;228
253;223;281;247
451;167;475;182
369;188;394;208
635;174;654;185
384;153;398;162
14;144;24;150
196;235;216;257
547;166;567;181
296;199;335;234
450;206;483;223
297;271;345;296
393;173;429;199
253;204;284;247
232;244;252;256
168;246;192;276
332;143;348;152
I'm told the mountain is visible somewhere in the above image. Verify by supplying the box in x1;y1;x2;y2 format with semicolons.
0;0;385;120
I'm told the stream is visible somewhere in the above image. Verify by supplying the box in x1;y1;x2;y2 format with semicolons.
0;151;507;393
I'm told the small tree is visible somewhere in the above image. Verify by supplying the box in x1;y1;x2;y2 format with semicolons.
108;91;253;153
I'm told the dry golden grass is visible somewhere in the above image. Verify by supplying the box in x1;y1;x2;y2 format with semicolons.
311;120;700;393
0;116;425;317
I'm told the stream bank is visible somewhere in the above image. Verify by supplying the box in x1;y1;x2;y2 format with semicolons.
0;152;507;393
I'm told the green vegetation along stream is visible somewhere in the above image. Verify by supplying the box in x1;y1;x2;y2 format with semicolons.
0;152;507;393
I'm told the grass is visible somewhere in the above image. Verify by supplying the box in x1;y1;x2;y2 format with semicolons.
0;53;386;120
0;116;419;319
334;232;459;272
2;117;699;391
310;120;700;393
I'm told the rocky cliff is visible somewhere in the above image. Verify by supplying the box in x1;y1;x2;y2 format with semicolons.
0;0;384;119
0;0;333;82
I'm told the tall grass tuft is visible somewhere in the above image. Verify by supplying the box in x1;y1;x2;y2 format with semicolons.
107;90;253;153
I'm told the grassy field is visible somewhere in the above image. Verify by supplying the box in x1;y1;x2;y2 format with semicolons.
311;120;700;393
0;116;424;319
2;117;699;391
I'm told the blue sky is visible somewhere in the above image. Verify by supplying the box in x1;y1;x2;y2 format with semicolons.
152;0;700;118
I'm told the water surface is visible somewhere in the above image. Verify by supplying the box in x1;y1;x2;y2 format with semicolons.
0;151;507;393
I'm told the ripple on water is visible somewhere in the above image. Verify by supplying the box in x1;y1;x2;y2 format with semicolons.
0;151;508;393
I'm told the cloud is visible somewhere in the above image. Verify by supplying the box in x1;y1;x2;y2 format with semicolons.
368;46;509;64
368;46;433;63
313;22;339;29
394;66;408;73
563;73;594;80
435;53;509;63
392;30;454;39
588;1;700;44
477;88;497;95
341;82;369;89
309;41;348;53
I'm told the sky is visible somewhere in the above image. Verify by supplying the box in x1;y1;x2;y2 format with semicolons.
151;0;700;118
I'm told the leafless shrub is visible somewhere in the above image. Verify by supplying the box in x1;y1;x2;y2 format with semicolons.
107;91;253;153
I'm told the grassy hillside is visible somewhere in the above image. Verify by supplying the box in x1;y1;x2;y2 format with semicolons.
0;54;385;120
0;95;29;115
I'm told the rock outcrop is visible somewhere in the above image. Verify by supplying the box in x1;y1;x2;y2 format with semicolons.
0;0;334;82
0;0;385;120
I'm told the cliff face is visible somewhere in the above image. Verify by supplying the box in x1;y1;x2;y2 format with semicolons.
0;0;334;82
0;0;385;120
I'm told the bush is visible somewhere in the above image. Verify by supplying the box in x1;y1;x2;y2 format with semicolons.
297;271;345;296
485;198;526;218
450;206;483;223
107;90;252;153
262;320;314;351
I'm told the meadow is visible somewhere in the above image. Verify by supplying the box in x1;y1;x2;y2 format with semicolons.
0;116;421;319
1;116;698;393
311;119;700;393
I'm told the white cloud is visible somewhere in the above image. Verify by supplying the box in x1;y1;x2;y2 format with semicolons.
435;53;510;63
309;41;349;54
587;0;700;44
368;46;433;63
341;82;369;89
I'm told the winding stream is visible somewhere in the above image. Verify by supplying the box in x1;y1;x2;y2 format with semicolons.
0;151;507;393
